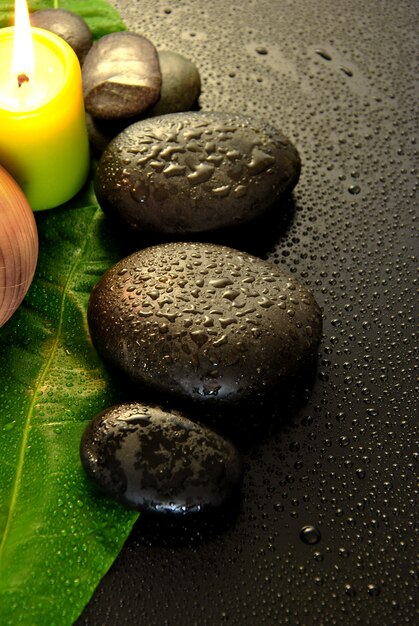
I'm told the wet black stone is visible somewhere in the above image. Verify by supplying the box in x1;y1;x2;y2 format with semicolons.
87;243;322;432
94;111;301;235
30;9;93;64
148;50;201;115
80;402;243;514
82;32;162;120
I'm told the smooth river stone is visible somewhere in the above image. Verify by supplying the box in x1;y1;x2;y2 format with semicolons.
87;243;322;428
94;111;301;235
147;50;201;116
80;402;243;514
82;32;162;120
30;9;93;64
86;51;201;155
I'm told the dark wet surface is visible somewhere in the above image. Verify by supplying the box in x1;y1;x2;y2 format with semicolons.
77;1;418;624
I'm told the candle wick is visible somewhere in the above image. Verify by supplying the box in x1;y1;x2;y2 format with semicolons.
17;73;30;88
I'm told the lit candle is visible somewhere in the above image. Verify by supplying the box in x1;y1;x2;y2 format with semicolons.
0;0;89;211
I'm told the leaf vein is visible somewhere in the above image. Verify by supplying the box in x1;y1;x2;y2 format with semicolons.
0;208;102;563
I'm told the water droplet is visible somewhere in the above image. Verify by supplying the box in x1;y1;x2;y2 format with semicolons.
246;148;275;174
209;278;234;288
315;48;332;60
344;584;357;597
163;163;187;177
130;179;150;203
222;289;240;301
367;584;381;597
187;163;214;185
190;330;208;347
340;65;353;77
258;297;275;308
299;525;321;545
212;185;231;197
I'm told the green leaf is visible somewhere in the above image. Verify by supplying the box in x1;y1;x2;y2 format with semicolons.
0;0;126;38
0;2;138;623
0;183;139;625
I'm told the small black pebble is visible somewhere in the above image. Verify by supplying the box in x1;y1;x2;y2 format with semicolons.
80;402;243;514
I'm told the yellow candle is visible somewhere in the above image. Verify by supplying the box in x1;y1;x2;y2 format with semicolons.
0;25;89;210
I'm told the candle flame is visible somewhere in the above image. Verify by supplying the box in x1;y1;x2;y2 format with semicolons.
12;0;34;84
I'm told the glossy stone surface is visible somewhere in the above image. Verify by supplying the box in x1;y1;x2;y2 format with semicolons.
148;50;201;116
88;243;322;421
82;32;161;120
30;9;93;64
94;111;301;234
80;402;243;514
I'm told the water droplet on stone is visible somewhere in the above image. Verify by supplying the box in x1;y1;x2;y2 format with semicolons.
130;179;150;203
209;278;234;288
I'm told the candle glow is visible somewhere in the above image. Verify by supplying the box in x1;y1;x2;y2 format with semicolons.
12;0;34;81
0;0;63;111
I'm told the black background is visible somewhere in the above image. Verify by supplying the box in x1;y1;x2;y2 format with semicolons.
78;1;417;624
